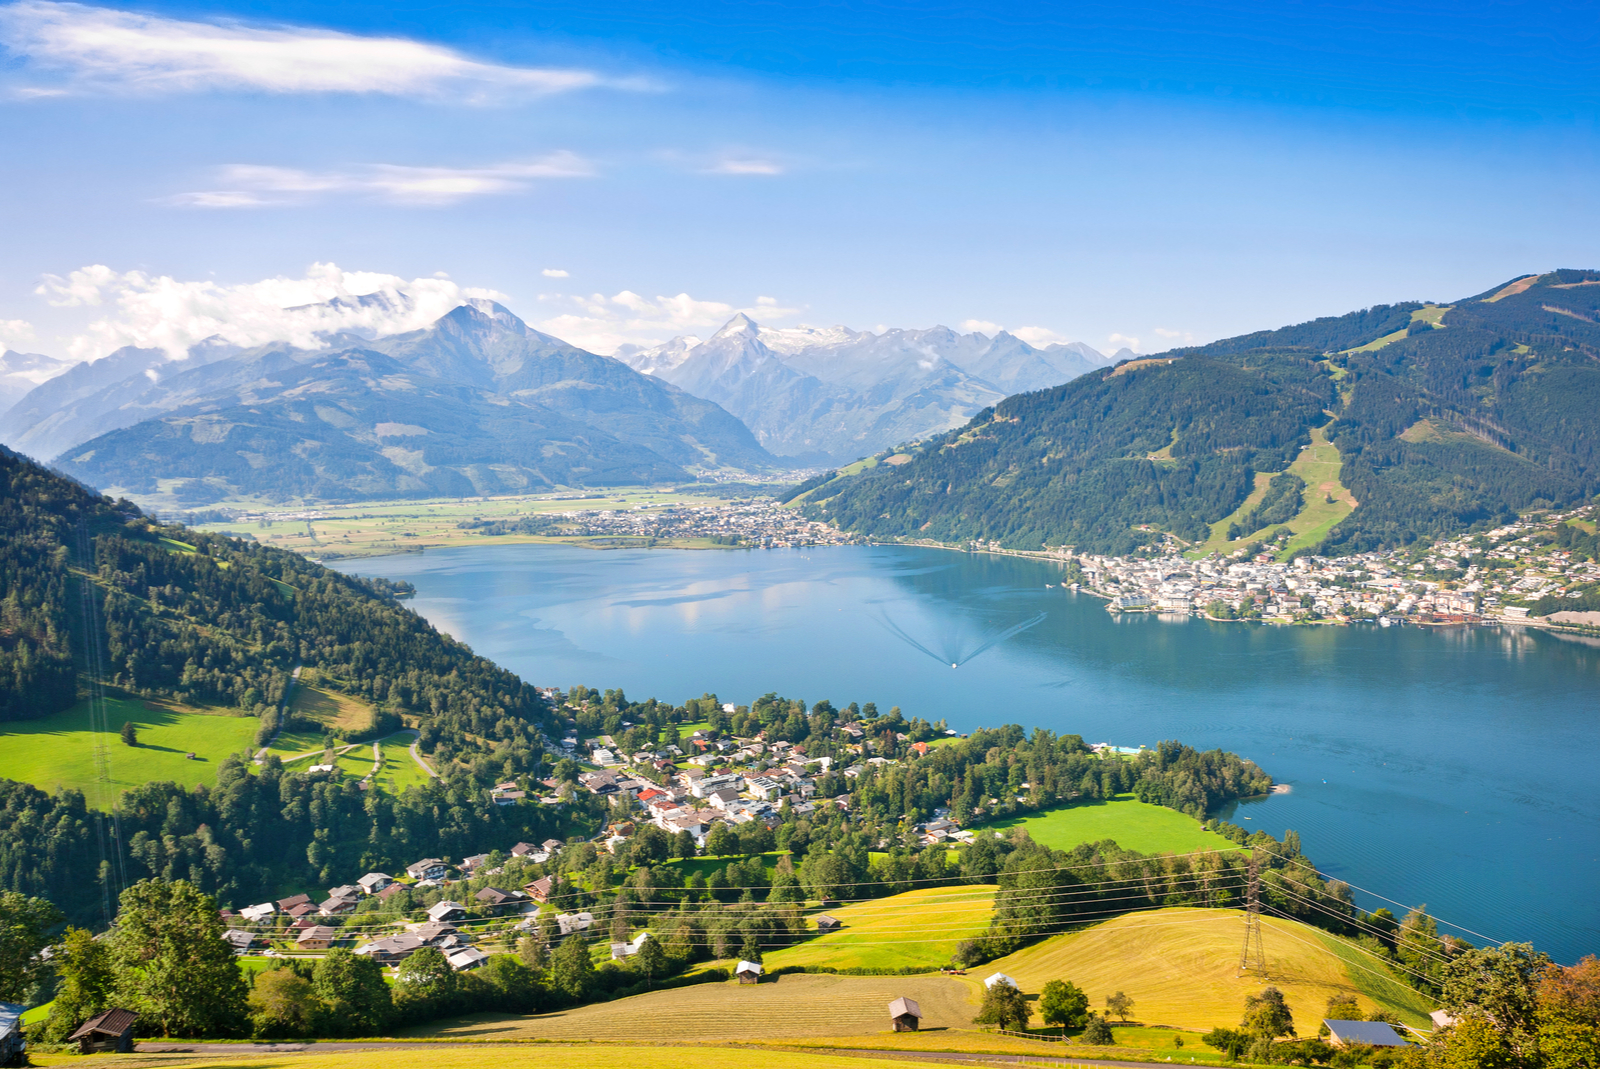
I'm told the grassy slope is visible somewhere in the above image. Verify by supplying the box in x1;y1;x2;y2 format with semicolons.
0;694;258;796
760;885;999;972
971;795;1244;856
1189;426;1356;560
983;906;1429;1032
411;972;978;1042
287;669;375;733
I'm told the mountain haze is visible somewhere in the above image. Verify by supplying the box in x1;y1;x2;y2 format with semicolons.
616;315;1113;459
811;272;1600;555
0;349;72;420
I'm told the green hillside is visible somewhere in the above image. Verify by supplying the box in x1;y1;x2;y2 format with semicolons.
812;271;1600;554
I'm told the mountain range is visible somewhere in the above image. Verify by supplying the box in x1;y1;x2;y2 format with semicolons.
0;300;1117;504
809;270;1600;555
0;349;72;420
615;315;1117;460
5;303;774;504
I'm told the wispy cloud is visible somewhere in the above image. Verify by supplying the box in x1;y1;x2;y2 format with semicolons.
167;153;595;207
1108;332;1141;353
0;1;626;98
707;157;784;176
541;268;570;278
36;262;503;360
535;289;798;353
960;318;1002;335
1153;326;1196;345
0;318;35;349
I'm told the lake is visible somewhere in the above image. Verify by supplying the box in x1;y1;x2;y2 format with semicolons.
335;543;1600;964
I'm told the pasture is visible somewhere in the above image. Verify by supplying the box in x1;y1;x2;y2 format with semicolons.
760;884;999;972
411;971;976;1043
982;906;1431;1031
972;794;1242;856
1189;425;1355;560
0;695;258;796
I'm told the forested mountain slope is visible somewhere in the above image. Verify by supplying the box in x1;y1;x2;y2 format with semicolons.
812;271;1600;554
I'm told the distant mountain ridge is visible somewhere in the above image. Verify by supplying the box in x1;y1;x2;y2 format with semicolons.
615;315;1115;460
0;349;78;424
15;302;773;505
810;272;1600;555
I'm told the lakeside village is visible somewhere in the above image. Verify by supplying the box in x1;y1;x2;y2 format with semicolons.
1067;504;1600;629
218;704;1036;968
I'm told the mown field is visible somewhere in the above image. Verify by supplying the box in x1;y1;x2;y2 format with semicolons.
31;1045;976;1069
791;1023;1234;1064
983;906;1430;1032
0;694;259;795
412;971;977;1043
760;885;999;971
971;794;1243;856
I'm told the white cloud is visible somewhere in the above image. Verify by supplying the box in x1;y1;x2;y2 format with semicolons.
1108;332;1141;353
535;289;799;353
0;0;620;98
541;268;570;278
1153;326;1196;346
0;318;36;349
1011;326;1070;347
959;319;1002;336
708;157;784;176
36;261;503;361
168;153;594;207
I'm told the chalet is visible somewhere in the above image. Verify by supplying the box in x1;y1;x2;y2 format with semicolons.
411;921;461;945
706;787;742;810
427;901;467;922
578;771;619;795
814;915;842;933
67;1009;138;1054
735;960;764;984
327;884;362;900
318;897;358;917
355;933;424;963
984;972;1018;990
0;1002;27;1065
238;902;276;924
526;876;555;902
888;996;922;1032
296;926;339;951
374;883;407;903
510;842;541;858
447;948;489;972
221;929;258;954
357;872;393;895
554;911;594;936
276;893;314;912
491;787;526;805
1324;1021;1409;1048
610;931;651;960
406;858;448;881
475;887;529;910
285;902;317;922
542;837;565;854
459;853;490;874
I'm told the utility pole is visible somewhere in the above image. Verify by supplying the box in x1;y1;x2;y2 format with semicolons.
1238;848;1267;978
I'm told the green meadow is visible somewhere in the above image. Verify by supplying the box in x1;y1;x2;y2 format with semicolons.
760;884;998;971
0;695;259;796
972;794;1243;856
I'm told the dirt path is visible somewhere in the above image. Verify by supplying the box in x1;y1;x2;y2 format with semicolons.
253;664;302;763
403;728;437;779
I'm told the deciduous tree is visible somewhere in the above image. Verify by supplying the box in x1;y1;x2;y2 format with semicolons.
1039;979;1089;1033
110;878;248;1037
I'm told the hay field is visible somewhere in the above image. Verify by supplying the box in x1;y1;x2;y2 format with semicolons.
413;972;976;1042
0;695;258;795
287;670;375;734
983;906;1426;1032
760;885;998;971
972;795;1241;856
29;1045;967;1069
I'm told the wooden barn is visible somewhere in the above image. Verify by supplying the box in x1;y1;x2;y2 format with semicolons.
888;996;922;1032
68;1009;138;1054
814;914;842;933
735;960;764;984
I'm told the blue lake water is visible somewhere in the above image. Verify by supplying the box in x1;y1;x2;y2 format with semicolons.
335;544;1600;963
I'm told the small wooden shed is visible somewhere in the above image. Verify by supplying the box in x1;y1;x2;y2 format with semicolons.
814;914;842;933
888;996;922;1032
68;1009;138;1054
735;960;764;984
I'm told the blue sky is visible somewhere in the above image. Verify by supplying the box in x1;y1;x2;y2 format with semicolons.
2;0;1597;359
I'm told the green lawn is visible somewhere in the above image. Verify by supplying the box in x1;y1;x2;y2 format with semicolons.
760;885;997;971
971;795;1243;856
371;732;433;792
0;695;260;796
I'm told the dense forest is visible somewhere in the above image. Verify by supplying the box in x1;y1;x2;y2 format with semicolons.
810;272;1600;555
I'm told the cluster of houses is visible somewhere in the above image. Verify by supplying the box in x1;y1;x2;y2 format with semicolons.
1074;502;1600;627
